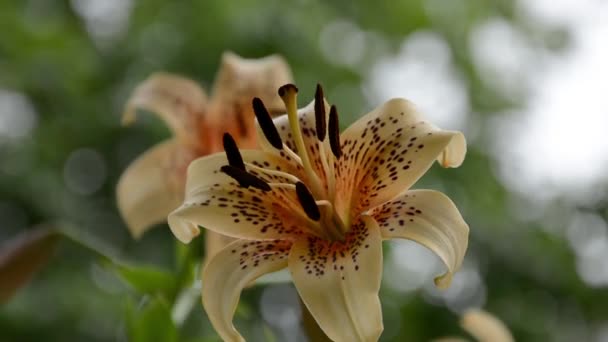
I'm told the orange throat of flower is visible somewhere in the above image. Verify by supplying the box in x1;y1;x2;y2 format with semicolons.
220;84;351;242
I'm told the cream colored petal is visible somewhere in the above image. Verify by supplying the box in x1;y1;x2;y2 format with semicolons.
289;216;383;342
204;231;235;262
338;98;466;212
117;139;197;238
370;189;469;289
460;309;514;342
123;72;207;144
211;51;293;114
207;52;294;150
168;151;307;243
203;239;291;342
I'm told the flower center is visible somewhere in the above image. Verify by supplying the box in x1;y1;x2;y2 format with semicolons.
221;84;349;242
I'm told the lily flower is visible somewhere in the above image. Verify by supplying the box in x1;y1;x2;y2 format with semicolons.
116;52;293;258
168;83;469;342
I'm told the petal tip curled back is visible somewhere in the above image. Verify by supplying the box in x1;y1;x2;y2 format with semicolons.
434;272;454;290
381;97;467;169
438;131;466;168
168;208;201;244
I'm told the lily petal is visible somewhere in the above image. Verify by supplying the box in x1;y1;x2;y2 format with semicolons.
289;216;383;342
211;52;293;115
339;98;466;212
205;231;236;261
117;139;196;238
460;309;514;342
168;151;307;243
203;239;291;342
208;52;294;150
370;189;469;289
123;73;207;144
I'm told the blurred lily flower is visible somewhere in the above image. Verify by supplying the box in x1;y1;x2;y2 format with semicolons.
435;309;514;342
116;52;293;257
168;83;469;342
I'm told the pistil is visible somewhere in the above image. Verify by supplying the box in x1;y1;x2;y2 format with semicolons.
278;84;325;199
316;200;347;241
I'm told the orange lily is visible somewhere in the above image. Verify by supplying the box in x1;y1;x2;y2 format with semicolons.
116;52;293;257
169;84;469;341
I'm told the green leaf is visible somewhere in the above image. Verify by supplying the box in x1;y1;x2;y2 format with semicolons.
0;227;60;303
126;297;178;342
109;262;177;297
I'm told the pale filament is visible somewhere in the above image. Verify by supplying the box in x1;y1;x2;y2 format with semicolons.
282;144;303;166
320;143;337;203
268;183;296;190
245;162;301;183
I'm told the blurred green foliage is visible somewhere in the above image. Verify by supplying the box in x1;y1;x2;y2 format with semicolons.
1;0;607;341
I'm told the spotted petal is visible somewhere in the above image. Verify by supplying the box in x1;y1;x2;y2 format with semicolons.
338;98;466;213
289;216;383;342
370;189;468;288
123;73;207;144
168;151;308;243
203;239;291;342
117;139;197;238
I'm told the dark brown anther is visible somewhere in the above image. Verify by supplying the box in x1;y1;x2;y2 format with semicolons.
220;165;271;192
295;182;321;221
314;84;326;141
278;84;299;97
328;105;342;158
252;97;283;149
223;133;245;171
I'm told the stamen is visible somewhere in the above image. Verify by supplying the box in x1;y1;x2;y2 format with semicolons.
222;133;245;170
328;105;342;158
269;183;296;190
295;182;321;221
252;97;283;149
245;162;301;183
220;165;271;192
314;84;326;141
